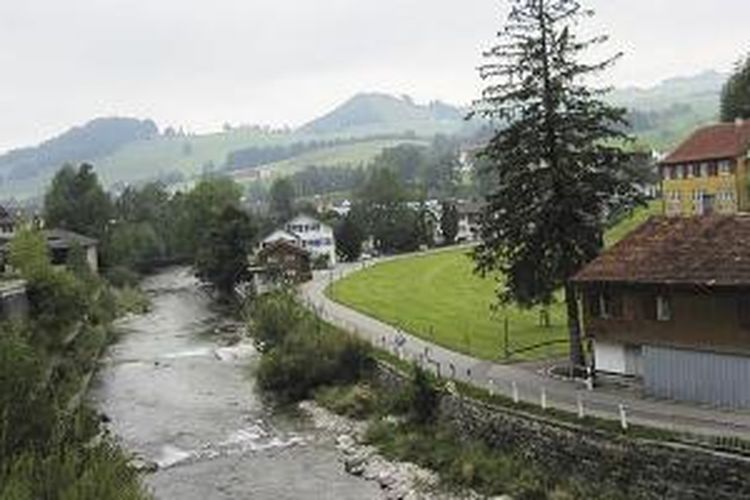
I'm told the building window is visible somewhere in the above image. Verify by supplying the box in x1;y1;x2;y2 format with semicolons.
656;295;672;322
709;162;718;177
691;164;702;178
719;160;732;176
739;297;750;330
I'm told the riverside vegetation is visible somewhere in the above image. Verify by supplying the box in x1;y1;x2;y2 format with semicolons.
247;292;627;499
0;230;149;499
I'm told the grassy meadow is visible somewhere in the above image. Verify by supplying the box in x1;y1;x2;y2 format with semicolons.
328;201;662;362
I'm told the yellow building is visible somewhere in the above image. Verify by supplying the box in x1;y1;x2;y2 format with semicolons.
660;120;750;216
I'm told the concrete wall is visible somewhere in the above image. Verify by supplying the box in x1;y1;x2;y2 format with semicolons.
375;363;750;499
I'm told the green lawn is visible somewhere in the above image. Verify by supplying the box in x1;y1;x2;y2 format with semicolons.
328;202;662;362
329;249;568;362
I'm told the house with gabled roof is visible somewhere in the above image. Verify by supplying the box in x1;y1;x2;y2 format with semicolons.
261;214;337;268
572;215;750;408
660;119;750;216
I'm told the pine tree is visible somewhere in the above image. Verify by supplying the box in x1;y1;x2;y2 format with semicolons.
721;55;750;122
473;0;642;366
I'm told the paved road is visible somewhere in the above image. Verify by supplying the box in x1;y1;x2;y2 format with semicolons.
300;259;750;441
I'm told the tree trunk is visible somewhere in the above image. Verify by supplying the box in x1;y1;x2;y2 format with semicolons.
565;282;584;368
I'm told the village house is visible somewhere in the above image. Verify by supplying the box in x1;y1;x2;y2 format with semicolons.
659;119;750;216
572;215;750;408
0;207;100;275
261;213;337;267
249;240;312;295
456;200;483;243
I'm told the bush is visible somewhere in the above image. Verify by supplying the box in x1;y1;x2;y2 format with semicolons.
251;292;374;403
409;366;440;425
257;324;373;403
0;441;149;500
104;266;141;288
249;292;306;351
315;384;379;420
113;286;151;316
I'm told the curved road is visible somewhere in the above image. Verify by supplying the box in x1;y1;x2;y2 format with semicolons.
301;259;750;441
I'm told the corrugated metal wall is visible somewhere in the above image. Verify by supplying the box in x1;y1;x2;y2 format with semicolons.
643;345;750;408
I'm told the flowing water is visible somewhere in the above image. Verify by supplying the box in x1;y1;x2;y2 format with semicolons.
89;268;379;499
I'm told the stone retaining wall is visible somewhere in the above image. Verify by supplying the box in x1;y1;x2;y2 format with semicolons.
375;362;750;499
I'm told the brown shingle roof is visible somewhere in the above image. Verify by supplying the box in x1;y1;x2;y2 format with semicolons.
572;215;750;287
661;121;750;165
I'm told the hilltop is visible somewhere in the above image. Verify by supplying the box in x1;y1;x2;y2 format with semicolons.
300;93;467;136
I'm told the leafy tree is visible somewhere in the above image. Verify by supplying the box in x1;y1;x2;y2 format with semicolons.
440;201;460;245
8;229;51;279
194;205;256;297
721;54;750;121
44;164;113;239
359;167;404;206
269;178;295;223
105;222;165;272
173;177;243;257
372;206;422;254
335;209;367;262
473;0;642;366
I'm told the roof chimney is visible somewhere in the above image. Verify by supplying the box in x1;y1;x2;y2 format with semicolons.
736;117;744;128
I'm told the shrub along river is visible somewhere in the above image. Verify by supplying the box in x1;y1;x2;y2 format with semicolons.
89;267;379;499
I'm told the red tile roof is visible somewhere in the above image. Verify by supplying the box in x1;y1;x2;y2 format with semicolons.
661;121;750;165
572;215;750;287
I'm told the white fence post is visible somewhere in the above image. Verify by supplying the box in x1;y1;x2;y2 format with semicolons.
619;404;628;431
512;381;519;404
540;387;547;410
577;393;585;419
488;379;495;397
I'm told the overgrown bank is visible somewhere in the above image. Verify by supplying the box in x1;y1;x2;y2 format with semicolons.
247;292;626;498
248;292;750;499
0;231;150;499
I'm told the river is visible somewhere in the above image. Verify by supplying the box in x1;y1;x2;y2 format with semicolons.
89;267;380;499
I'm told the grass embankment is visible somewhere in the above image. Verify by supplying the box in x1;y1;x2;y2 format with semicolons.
328;201;661;362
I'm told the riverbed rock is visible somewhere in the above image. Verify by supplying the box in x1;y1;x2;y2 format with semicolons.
299;400;481;500
129;457;159;473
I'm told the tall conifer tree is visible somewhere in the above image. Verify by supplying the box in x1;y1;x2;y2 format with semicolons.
473;0;641;365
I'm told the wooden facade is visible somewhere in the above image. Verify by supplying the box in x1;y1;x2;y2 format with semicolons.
581;285;750;357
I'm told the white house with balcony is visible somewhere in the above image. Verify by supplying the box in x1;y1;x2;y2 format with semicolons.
261;214;337;267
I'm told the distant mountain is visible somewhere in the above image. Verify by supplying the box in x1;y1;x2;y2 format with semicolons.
611;70;725;111
300;93;467;135
0;117;158;183
0;72;728;201
610;71;725;150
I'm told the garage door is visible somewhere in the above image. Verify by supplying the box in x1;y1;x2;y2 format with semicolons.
643;345;750;408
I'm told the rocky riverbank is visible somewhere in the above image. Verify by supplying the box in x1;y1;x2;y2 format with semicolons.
299;401;506;500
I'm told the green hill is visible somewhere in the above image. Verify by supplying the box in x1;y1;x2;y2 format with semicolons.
300;93;468;136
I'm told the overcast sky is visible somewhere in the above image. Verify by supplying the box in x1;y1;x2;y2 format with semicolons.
0;0;748;151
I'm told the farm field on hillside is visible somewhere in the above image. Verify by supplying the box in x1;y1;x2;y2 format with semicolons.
328;203;661;362
247;138;429;181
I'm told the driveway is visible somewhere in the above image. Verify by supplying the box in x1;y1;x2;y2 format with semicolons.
300;259;750;440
